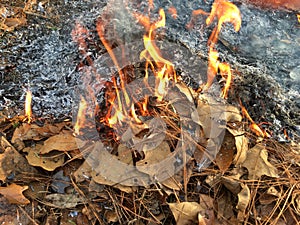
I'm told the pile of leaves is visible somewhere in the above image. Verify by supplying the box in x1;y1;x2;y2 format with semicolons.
0;100;299;224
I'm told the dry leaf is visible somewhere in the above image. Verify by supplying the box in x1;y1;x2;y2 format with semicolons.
236;183;250;222
26;144;65;171
104;211;119;223
233;135;248;165
242;144;279;179
45;193;83;208
216;190;234;220
221;176;241;195
169;202;202;225
0;183;30;205
191;100;225;139
0;136;37;182
225;105;242;122
259;186;281;205
215;131;235;172
11;122;66;143
39;132;86;154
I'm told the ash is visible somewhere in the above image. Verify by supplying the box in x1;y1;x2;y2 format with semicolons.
0;0;299;138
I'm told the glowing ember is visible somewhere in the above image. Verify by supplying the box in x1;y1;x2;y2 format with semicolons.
25;90;32;123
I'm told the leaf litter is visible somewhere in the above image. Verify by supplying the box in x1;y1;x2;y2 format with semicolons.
0;2;299;223
0;95;299;224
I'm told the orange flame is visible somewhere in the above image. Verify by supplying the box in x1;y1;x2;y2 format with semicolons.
74;96;87;135
298;14;300;23
200;0;241;98
206;0;241;48
240;103;271;138
25;90;32;123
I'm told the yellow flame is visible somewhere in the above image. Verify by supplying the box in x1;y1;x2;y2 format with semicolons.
25;90;32;123
74;96;87;135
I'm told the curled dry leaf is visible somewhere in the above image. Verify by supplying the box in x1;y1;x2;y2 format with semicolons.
39;132;86;154
236;183;250;222
233;135;248;165
168;202;202;225
25;144;65;171
242;144;279;179
0;183;30;205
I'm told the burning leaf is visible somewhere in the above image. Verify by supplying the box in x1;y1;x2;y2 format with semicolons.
236;183;250;222
39;132;86;154
168;202;202;225
242;144;279;179
26;144;65;171
215;131;235;172
0;183;30;205
0;136;37;182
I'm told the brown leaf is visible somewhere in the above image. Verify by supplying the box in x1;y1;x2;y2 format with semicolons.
216;190;234;220
233;135;248;165
26;144;65;171
242;144;279;179
259;186;281;205
45;193;83;208
169;202;202;225
236;183;250;222
11;122;66;143
0;183;30;205
39;132;86;154
0;136;38;182
215;131;235;172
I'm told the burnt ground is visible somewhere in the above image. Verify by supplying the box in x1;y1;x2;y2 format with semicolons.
0;0;300;224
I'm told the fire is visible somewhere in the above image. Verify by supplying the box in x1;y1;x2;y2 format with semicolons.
298;14;300;23
191;0;241;98
74;96;87;135
240;103;271;138
25;89;32;123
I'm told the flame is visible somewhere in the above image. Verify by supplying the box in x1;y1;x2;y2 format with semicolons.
206;0;241;48
25;90;32;123
298;14;300;23
191;0;241;98
103;6;180;129
74;96;87;135
96;18;130;107
240;103;271;138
